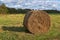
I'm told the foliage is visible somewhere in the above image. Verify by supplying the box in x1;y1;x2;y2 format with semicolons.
44;10;60;13
0;3;8;14
0;3;60;14
0;4;30;14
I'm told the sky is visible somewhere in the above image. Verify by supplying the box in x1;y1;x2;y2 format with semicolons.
0;0;60;10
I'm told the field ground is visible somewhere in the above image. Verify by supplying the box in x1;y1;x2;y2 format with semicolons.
0;13;60;40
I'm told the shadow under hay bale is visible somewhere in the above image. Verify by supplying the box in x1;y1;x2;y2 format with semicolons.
23;10;51;34
2;26;30;33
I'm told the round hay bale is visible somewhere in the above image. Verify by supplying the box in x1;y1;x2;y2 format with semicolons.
23;10;50;34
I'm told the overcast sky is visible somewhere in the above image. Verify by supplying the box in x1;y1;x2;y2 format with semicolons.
0;0;60;10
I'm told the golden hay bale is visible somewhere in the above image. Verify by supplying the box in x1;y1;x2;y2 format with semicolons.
23;10;50;34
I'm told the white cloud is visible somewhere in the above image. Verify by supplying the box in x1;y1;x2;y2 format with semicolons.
1;0;18;3
0;0;4;1
2;0;13;2
25;3;31;5
1;0;60;10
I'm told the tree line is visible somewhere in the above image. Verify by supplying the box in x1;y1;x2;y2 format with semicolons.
0;4;60;14
0;4;31;14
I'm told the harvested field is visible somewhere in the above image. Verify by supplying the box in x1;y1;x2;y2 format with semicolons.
23;10;50;34
0;13;60;40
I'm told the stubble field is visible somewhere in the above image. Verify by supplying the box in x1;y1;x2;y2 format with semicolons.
0;13;60;40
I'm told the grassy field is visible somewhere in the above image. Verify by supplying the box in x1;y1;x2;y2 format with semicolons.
0;13;60;40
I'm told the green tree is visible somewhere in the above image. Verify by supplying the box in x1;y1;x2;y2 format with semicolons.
0;3;8;14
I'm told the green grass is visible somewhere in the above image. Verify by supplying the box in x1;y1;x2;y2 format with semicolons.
0;13;60;40
0;14;25;26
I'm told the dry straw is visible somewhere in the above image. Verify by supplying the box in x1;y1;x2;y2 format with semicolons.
23;10;50;34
